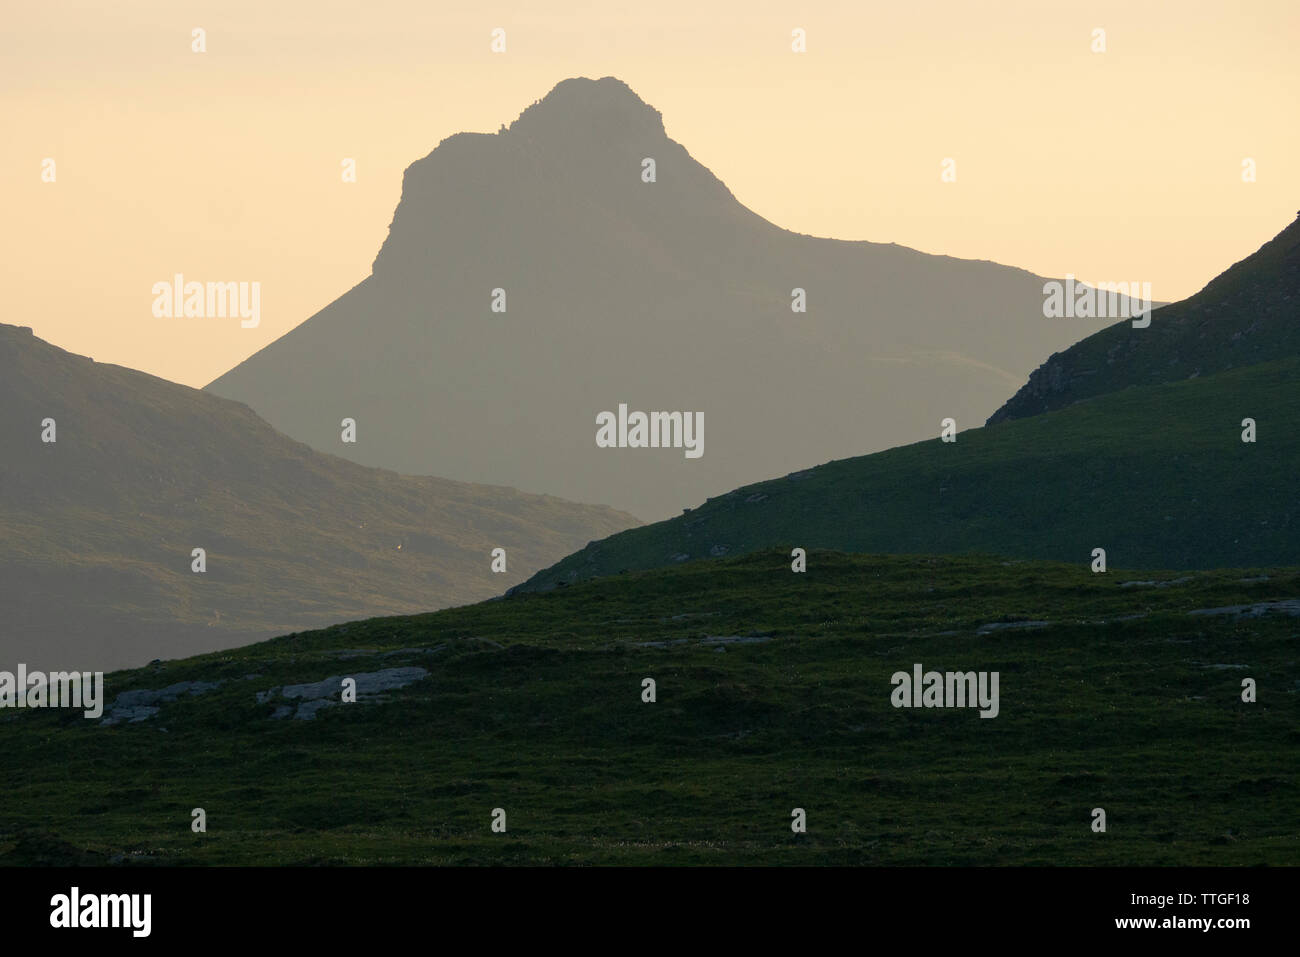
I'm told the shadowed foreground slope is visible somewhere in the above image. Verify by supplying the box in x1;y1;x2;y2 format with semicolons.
0;549;1295;865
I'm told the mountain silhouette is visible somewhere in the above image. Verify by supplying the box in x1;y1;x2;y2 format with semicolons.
989;213;1300;424
206;76;1103;520
0;324;637;672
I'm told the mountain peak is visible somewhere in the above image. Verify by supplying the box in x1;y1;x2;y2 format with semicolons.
369;76;726;280
508;76;664;135
214;78;1087;520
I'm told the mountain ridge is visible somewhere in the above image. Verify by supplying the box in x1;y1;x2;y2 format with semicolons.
0;322;638;671
988;213;1300;424
206;76;1103;520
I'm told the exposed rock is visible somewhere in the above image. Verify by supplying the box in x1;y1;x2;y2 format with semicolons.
261;666;429;720
975;620;1050;635
633;634;773;649
101;680;223;725
1188;599;1300;619
103;705;159;725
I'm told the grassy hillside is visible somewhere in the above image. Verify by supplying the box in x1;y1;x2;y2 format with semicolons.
989;213;1300;424
0;324;638;671
516;355;1300;593
1;549;1296;866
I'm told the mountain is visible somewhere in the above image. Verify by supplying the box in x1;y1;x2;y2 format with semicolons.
988;213;1300;424
4;547;1296;865
514;218;1300;590
206;76;1103;521
0;323;637;672
513;354;1300;592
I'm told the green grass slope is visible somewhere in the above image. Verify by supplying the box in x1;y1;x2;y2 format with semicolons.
515;355;1299;593
988;212;1300;424
1;549;1295;865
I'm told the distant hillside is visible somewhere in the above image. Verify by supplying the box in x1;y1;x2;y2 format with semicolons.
989;213;1300;424
0;324;637;671
3;548;1296;865
514;355;1300;592
207;76;1101;520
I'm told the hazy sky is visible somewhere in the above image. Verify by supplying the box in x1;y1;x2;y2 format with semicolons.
4;0;1296;387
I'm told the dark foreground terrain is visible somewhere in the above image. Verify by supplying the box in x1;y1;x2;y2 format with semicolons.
2;549;1296;865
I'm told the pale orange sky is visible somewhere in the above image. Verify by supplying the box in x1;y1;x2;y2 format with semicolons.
3;0;1296;387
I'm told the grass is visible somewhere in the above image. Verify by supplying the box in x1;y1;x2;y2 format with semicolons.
518;356;1300;592
990;212;1300;422
1;548;1296;865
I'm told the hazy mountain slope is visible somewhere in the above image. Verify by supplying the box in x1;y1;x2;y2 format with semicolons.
206;76;1102;520
0;324;638;672
513;355;1300;592
989;213;1300;424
